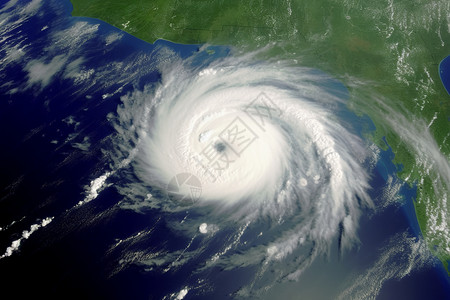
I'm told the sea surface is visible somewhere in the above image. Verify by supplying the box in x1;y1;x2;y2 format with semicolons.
440;55;450;96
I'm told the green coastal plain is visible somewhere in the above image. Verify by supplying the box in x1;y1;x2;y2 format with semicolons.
71;0;450;274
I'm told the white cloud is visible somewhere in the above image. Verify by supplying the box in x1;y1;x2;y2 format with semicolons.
72;136;91;151
105;32;123;46
0;0;19;13
50;21;99;56
199;223;208;234
21;0;43;15
0;217;54;259
62;57;96;85
175;288;188;300
77;172;112;206
25;55;67;89
338;233;433;299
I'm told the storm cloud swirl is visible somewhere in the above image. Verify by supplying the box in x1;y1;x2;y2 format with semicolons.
111;50;375;295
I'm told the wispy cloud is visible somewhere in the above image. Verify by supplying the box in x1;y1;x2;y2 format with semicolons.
338;232;434;299
25;55;67;89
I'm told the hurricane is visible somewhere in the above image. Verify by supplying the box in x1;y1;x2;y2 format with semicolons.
110;49;375;294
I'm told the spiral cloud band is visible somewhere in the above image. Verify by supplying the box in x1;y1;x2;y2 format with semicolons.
113;51;375;284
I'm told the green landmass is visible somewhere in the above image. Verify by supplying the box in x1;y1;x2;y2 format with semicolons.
71;0;450;274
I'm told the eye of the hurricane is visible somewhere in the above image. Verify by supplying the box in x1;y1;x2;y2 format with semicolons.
214;142;226;153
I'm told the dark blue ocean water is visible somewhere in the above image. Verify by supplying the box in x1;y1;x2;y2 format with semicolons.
0;0;449;299
440;55;450;96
